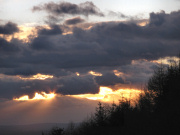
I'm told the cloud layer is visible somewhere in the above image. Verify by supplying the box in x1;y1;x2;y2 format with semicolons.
0;9;180;99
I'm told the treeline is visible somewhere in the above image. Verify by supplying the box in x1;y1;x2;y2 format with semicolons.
44;58;180;135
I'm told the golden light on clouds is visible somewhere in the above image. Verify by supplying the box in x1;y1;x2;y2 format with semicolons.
137;20;149;26
18;73;53;80
0;26;37;42
151;57;180;65
62;31;73;35
70;86;142;104
14;92;56;101
113;70;124;77
15;26;37;42
76;72;80;76
89;71;102;76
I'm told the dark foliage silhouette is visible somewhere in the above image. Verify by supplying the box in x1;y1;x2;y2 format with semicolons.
42;127;64;135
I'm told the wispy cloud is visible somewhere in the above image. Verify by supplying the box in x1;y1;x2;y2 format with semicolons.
32;1;104;17
65;17;85;25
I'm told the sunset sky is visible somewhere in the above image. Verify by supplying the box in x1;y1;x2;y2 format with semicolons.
0;0;180;125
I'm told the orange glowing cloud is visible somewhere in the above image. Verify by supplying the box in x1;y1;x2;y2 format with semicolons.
18;73;53;80
137;20;149;26
151;57;180;65
113;70;124;77
88;71;102;76
14;92;56;101
69;86;143;104
76;72;80;76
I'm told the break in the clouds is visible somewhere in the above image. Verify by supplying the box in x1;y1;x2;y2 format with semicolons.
108;11;129;19
65;17;85;25
32;1;104;17
1;9;180;99
0;22;19;35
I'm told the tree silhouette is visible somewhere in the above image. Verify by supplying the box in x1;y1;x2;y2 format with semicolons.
48;127;64;135
94;102;107;126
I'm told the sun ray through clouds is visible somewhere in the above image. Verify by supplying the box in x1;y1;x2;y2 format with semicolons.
69;86;143;105
14;92;56;101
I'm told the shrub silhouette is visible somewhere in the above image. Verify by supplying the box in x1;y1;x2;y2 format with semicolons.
42;127;64;135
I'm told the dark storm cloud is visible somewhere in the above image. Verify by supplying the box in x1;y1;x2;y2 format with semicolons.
32;1;104;17
0;38;20;53
1;10;180;98
57;75;99;95
31;24;62;50
0;22;19;35
147;10;180;39
65;17;85;25
95;72;125;86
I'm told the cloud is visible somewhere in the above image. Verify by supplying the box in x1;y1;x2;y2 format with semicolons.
0;10;180;98
57;75;99;95
32;1;104;17
0;22;19;35
148;10;180;39
65;17;85;25
0;38;20;53
108;11;129;19
37;24;62;36
2;10;180;70
95;72;125;86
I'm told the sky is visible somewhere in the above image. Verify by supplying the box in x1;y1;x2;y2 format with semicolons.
0;0;180;125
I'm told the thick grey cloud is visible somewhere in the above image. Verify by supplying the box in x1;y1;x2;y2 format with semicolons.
0;38;20;53
95;72;125;86
0;22;19;35
32;1;104;17
65;17;85;25
37;24;62;35
57;75;99;95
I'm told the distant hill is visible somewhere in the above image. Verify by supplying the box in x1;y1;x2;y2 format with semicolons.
0;123;70;135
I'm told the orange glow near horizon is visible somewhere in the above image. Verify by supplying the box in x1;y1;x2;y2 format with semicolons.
13;87;142;104
14;92;56;101
70;87;143;104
